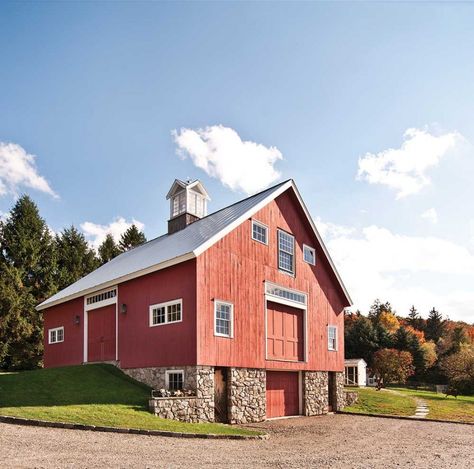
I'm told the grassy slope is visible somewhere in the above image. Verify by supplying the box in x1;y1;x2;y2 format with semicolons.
391;387;474;423
343;387;417;416
0;364;258;436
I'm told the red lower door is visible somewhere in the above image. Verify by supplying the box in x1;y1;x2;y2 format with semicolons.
266;371;300;418
87;305;116;362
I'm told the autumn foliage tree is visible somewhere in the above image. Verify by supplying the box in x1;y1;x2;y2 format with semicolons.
372;348;414;386
440;346;474;395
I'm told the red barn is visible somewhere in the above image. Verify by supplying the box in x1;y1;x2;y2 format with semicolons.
38;179;352;423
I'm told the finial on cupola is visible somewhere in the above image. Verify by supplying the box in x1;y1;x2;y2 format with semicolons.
166;179;210;235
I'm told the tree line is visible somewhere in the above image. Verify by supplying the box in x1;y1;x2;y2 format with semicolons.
345;300;474;394
0;195;146;370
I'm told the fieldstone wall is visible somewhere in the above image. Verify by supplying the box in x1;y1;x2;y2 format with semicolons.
122;365;203;391
343;390;359;407
146;366;215;423
149;396;214;423
304;371;328;415
335;372;345;410
228;368;266;424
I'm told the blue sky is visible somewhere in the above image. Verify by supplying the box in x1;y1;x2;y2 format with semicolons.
1;2;473;322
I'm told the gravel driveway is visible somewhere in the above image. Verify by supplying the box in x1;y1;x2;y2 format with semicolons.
1;414;473;468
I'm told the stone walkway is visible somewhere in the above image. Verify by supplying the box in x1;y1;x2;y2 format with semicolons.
412;398;430;418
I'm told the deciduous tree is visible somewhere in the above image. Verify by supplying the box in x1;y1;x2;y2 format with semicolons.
372;348;414;385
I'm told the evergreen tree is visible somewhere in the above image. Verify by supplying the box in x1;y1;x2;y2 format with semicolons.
374;323;394;349
425;307;445;343
56;226;98;290
394;326;411;351
98;234;121;264
118;224;146;252
345;315;379;364
0;195;56;369
368;299;393;324
447;325;469;355
406;305;424;331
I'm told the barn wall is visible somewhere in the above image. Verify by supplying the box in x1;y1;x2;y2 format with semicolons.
43;297;84;368
118;259;197;369
196;190;347;371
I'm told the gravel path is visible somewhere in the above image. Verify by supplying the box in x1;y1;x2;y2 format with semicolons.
1;414;473;468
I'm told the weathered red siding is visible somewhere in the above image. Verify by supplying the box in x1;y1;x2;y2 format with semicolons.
196;189;347;371
118;259;197;369
43;297;84;368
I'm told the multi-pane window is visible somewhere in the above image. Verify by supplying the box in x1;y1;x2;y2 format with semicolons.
345;366;358;386
172;192;186;217
278;230;295;274
265;282;307;306
215;301;233;337
166;370;184;391
49;326;64;344
150;300;182;326
328;326;337;351
303;244;316;265
251;220;268;245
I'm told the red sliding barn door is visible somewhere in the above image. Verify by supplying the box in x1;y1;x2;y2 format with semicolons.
87;305;116;362
266;371;299;418
266;301;304;361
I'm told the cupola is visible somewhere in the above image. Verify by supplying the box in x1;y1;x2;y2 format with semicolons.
166;179;210;234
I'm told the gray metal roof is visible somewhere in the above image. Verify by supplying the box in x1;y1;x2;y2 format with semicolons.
38;180;292;310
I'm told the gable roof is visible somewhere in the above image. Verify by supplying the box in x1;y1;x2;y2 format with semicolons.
37;180;352;310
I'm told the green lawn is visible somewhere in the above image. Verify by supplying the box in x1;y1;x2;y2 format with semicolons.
343;387;417;416
0;364;259;436
391;387;474;423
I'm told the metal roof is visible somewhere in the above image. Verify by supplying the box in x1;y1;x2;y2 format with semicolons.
38;179;352;310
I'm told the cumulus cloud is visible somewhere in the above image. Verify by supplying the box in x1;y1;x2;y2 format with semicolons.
0;142;58;198
421;208;438;224
320;221;474;321
80;217;145;250
357;128;462;199
172;125;282;195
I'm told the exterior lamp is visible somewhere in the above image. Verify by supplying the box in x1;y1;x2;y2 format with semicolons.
121;304;127;314
74;315;80;325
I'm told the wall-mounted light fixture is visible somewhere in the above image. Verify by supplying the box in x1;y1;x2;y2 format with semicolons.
74;315;80;325
121;304;127;314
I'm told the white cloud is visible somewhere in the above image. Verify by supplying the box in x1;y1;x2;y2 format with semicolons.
357;128;462;199
0;142;58;198
321;221;474;322
421;207;438;224
172;125;283;195
80;217;145;250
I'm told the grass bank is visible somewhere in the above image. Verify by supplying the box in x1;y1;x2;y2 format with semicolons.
0;364;259;436
343;387;417;416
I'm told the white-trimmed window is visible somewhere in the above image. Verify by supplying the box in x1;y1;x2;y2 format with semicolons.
166;370;184;391
214;301;234;338
49;326;64;344
278;229;295;274
328;326;337;351
149;299;182;327
251;220;268;245
303;244;316;265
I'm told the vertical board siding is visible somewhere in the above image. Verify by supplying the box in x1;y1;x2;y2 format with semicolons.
197;190;347;371
118;259;197;369
87;304;116;362
43;297;84;368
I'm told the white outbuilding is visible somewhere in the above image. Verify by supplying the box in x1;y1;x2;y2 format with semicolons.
344;358;368;387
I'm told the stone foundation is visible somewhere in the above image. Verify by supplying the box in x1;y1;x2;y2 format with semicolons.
343;390;359;407
335;371;345;410
123;365;200;391
228;368;266;424
303;371;329;415
149;396;214;423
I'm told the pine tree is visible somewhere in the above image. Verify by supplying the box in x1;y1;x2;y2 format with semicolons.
118;224;146;252
0;195;56;369
56;225;99;290
345;315;379;364
425;307;445;343
407;305;424;331
98;234;121;264
368;299;393;324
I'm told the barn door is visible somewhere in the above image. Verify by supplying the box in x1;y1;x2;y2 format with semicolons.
87;304;116;362
214;368;228;423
